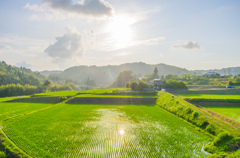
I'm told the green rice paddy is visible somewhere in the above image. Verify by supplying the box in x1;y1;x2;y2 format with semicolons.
205;106;240;122
34;91;81;96
173;94;240;99
1;101;210;157
77;94;157;98
0;102;54;122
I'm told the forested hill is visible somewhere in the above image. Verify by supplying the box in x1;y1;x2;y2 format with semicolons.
41;62;190;86
0;61;46;86
190;67;240;76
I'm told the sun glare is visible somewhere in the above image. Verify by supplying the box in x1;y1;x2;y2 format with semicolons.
119;130;125;135
107;15;134;49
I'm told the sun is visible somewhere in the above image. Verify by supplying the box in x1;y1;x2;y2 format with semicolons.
119;130;125;135
107;15;134;49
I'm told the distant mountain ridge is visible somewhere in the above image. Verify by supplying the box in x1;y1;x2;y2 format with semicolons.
40;70;63;77
39;62;240;86
190;67;240;76
40;62;189;86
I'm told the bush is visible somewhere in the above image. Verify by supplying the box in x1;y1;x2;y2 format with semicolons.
206;124;217;135
130;81;138;91
0;84;43;97
192;111;199;119
196;118;209;128
213;132;232;145
0;151;6;158
125;82;130;88
184;108;193;114
59;96;67;102
162;80;188;89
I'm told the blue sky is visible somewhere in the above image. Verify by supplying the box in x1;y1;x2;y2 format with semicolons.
0;0;239;71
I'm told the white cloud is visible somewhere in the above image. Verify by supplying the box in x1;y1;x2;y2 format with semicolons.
0;35;54;71
44;29;83;63
15;61;31;68
24;3;44;12
94;36;165;52
24;3;66;21
130;37;165;46
172;41;201;50
43;0;115;17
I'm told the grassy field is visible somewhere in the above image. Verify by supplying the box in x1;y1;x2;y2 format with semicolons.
0;102;54;122
2;103;210;157
2;89;240;157
0;96;20;102
173;94;240;99
172;88;240;95
34;91;81;96
205;106;240;122
77;94;157;98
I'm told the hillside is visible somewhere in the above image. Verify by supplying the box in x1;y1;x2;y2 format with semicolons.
191;67;240;76
0;61;46;86
39;62;240;86
40;62;189;86
40;70;63;77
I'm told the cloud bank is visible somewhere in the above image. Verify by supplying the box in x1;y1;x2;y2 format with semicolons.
172;41;201;49
15;61;31;68
45;31;83;62
43;0;115;17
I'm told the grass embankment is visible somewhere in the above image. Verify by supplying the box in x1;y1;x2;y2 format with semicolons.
157;91;240;157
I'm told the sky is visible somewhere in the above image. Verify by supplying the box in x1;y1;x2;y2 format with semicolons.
0;0;240;71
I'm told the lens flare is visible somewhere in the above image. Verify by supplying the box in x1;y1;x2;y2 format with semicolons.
119;130;125;135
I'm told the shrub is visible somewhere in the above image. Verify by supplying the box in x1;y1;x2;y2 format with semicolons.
59;96;67;102
0;151;6;158
125;82;130;88
130;81;138;91
192;111;199;119
206;124;217;135
213;132;232;145
184;108;193;114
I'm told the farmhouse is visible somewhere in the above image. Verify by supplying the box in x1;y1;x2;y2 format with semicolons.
154;78;163;90
202;72;217;76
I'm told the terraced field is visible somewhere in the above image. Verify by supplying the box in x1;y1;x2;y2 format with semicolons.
205;106;240;122
0;92;211;157
2;104;210;157
173;94;240;99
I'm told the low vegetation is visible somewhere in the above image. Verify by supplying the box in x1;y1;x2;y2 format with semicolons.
2;103;210;157
1;88;240;157
204;106;240;122
156;91;240;157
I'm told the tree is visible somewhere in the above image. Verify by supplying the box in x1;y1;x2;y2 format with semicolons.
125;82;130;88
86;77;96;86
154;67;158;76
130;81;138;90
43;80;51;87
136;80;149;91
164;74;178;80
234;78;240;85
110;71;134;87
228;81;234;86
162;80;187;89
